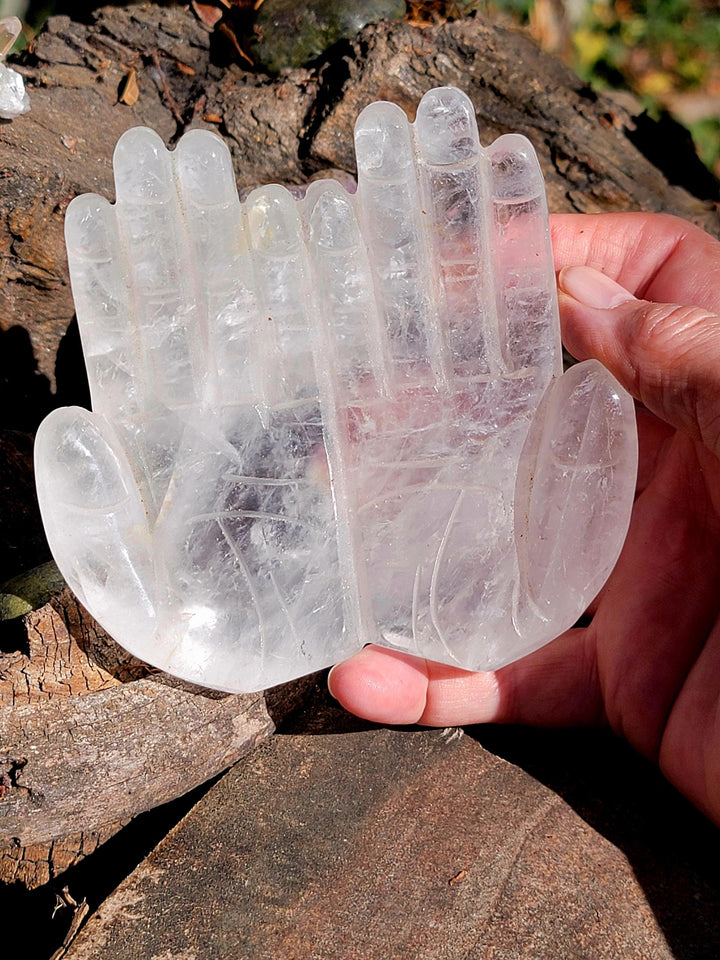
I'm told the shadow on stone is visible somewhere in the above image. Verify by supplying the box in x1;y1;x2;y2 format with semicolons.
271;674;383;736
627;109;720;203
0;320;89;584
0;776;221;960
54;318;90;413
55;681;694;960
469;724;720;960
0;426;49;582
271;685;720;958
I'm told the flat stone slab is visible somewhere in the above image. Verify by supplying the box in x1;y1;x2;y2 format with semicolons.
62;689;720;959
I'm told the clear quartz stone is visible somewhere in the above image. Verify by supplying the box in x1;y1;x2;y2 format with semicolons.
0;16;21;58
0;17;29;119
35;87;638;693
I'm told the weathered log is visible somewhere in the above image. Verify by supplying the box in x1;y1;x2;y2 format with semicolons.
0;579;315;887
1;4;717;400
1;1;719;893
309;17;720;225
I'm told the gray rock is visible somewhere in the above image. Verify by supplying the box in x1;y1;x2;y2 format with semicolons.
62;689;719;959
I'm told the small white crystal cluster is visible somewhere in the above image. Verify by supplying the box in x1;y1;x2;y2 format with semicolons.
35;87;638;693
0;17;29;119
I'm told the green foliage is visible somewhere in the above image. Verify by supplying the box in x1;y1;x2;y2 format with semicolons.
689;115;720;173
490;0;720;176
0;560;65;620
488;0;533;16
573;0;720;92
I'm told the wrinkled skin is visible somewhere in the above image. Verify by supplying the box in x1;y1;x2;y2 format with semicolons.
330;211;720;826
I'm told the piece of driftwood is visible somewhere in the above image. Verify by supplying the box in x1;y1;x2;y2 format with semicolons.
0;580;315;887
1;2;719;892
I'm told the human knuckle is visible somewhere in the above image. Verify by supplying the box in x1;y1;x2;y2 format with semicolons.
630;302;716;368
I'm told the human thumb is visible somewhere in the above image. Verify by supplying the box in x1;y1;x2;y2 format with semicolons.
558;265;720;457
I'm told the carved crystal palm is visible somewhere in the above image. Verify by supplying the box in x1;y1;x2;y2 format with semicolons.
35;87;637;692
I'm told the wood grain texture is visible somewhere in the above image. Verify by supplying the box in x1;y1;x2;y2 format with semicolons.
0;586;314;887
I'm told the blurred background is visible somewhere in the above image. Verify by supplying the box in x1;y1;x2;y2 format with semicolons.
485;0;720;177
2;0;718;175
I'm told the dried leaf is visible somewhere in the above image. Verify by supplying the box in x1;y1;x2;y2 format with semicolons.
60;135;77;155
118;68;139;106
406;1;458;25
191;2;224;28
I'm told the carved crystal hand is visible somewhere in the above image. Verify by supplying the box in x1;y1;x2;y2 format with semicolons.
35;87;637;692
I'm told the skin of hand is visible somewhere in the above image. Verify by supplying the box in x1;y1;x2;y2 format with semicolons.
328;211;720;826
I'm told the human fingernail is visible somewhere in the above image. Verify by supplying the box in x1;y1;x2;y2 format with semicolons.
327;664;338;699
559;266;637;310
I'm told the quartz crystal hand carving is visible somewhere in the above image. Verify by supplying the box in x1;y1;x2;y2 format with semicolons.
0;17;29;119
35;87;638;692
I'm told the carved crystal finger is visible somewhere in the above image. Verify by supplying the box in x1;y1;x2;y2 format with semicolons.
488;134;561;379
174;130;262;406
114;127;204;411
64;194;140;419
304;180;387;402
414;86;502;380
244;185;318;405
514;359;638;647
355;101;442;384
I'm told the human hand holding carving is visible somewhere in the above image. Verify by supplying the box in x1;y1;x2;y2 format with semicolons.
35;87;637;693
331;211;720;826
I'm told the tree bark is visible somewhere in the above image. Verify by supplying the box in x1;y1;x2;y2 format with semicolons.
1;4;716;398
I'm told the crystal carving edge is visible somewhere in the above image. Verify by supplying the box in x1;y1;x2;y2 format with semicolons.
0;17;30;119
34;86;638;693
